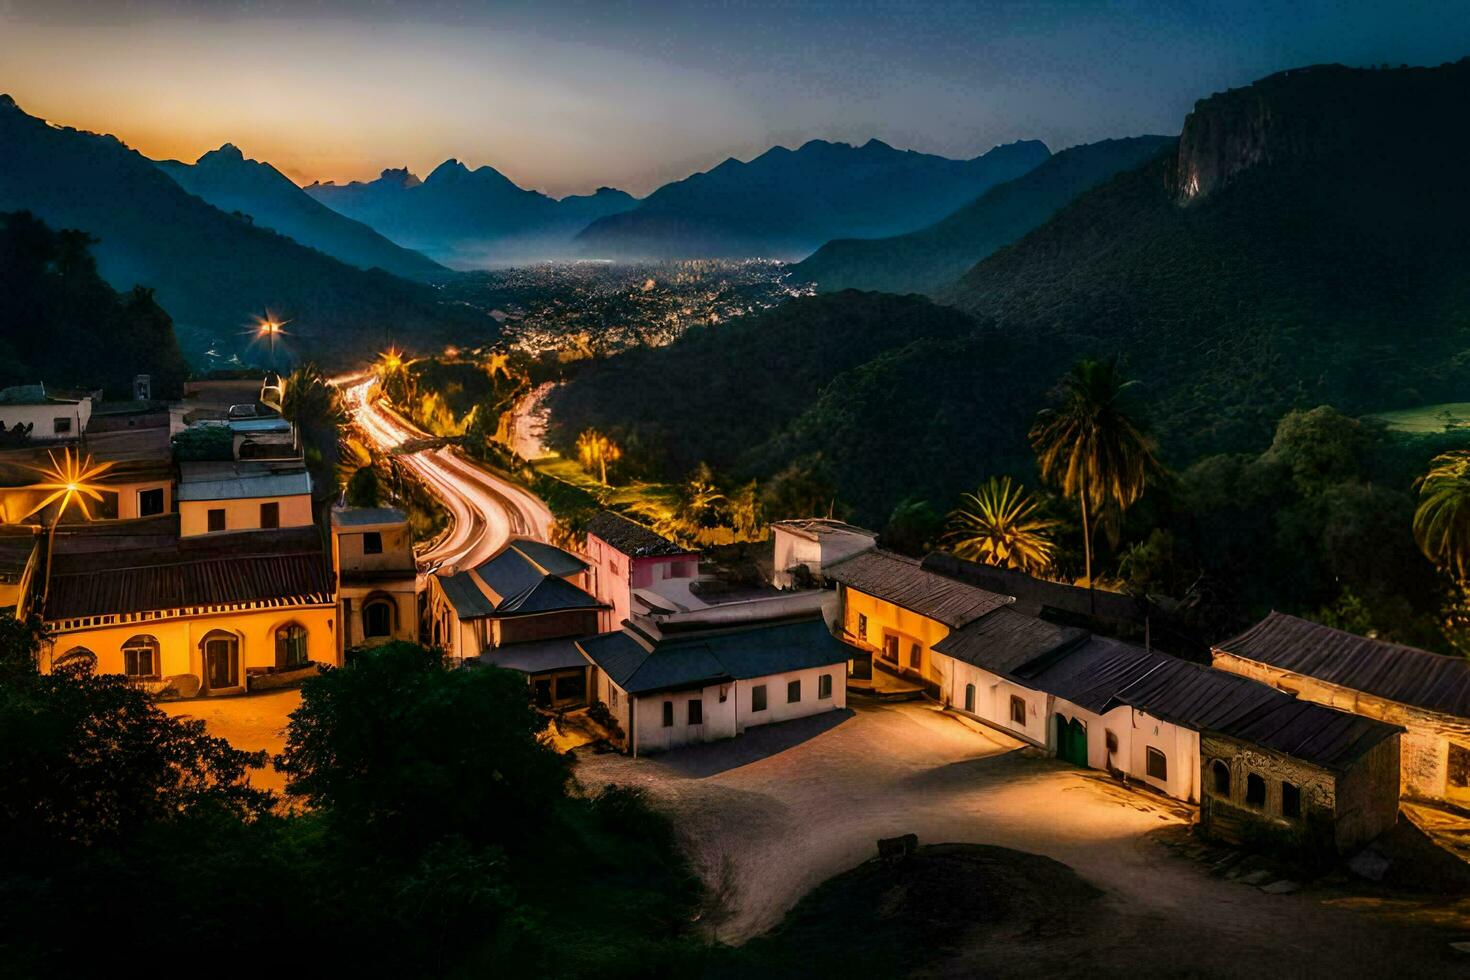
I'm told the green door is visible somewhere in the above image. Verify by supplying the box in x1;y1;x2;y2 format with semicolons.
1054;714;1088;766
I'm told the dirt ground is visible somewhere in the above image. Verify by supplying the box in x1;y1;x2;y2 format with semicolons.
575;700;1470;977
159;688;301;797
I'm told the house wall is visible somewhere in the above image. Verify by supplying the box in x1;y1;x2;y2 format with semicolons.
585;532;696;630
1333;736;1401;852
0;400;91;439
938;654;1046;746
336;524;414;572
593;668;634;738
179;493;313;537
734;664;847;734
1050;697;1135;773
40;603;337;695
631;684;740;754
772;528;821;589
492;608;601;646
840;584;950;690
1124;708;1199;802
112;480;174;521
1213;649;1470;804
339;583;417;652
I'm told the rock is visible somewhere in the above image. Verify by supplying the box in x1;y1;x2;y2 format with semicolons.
878;833;918;863
1237;870;1274;886
1348;847;1392;882
1260;879;1300;895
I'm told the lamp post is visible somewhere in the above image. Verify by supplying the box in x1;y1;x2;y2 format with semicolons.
260;318;281;372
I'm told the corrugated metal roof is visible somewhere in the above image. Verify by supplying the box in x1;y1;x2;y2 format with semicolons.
436;538;600;619
44;524;333;620
1018;636;1173;714
578;616;849;696
826;549;1011;628
331;507;408;527
932;607;1087;676
922;552;1151;624
473;637;589;674
177;468;311;501
1103;655;1401;772
586;511;691;557
1218;611;1470;719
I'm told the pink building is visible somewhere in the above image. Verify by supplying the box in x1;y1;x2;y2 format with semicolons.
584;511;699;630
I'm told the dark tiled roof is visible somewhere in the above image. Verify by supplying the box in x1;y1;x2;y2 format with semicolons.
332;507;407;527
932;607;1088;676
472;637;590;674
586;511;691;558
1017;636;1174;714
577;616;849;696
827;549;1011;629
921;552;1149;623
436;538;600;619
1103;655;1401;772
1217;611;1470;719
44;522;334;620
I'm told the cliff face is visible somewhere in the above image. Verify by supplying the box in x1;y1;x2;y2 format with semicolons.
1172;59;1470;203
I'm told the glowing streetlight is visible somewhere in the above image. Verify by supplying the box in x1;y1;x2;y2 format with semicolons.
255;312;290;370
20;448;114;608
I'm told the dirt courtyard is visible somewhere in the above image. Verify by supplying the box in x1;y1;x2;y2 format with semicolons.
160;688;301;797
576;700;1469;976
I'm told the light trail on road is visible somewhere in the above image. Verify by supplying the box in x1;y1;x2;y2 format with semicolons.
338;376;553;574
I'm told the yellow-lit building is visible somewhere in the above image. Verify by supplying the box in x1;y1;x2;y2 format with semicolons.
331;506;419;653
26;515;338;696
176;460;313;537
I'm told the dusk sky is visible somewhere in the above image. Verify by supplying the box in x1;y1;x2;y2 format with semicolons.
3;0;1468;196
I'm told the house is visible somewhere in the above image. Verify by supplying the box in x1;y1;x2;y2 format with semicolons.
576;613;849;755
584;510;699;629
229;416;299;460
25;515;338;696
426;537;603;662
331;506;418;653
1213;612;1470;805
771;518;877;590
0;425;175;523
176;460;313;537
0;383;92;442
825;547;1012;690
476;637;592;710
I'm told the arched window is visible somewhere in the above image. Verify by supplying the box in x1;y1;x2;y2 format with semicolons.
964;683;976;714
122;634;160;680
275;623;309;669
1212;760;1231;796
54;647;97;675
1246;772;1267;808
364;599;394;639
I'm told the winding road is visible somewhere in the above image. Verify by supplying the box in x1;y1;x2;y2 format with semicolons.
339;376;553;573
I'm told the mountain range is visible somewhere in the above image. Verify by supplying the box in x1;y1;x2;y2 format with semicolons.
305;162;639;268
572;138;1052;260
793;136;1174;295
156;144;447;281
548;59;1470;524
0;95;477;368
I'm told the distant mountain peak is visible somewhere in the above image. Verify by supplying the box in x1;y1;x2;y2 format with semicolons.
0;94;18;112
214;142;245;161
861;138;895;151
426;158;471;183
379;167;422;188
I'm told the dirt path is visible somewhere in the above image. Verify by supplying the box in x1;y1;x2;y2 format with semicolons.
160;688;301;797
576;700;1467;975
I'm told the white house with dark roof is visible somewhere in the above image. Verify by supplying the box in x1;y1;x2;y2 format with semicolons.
1214;611;1470;805
770;518;877;590
427;537;605;665
576;613;849;755
584;510;700;629
0;383;92;442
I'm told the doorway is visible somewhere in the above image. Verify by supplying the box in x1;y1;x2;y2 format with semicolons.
202;632;239;691
1053;713;1088;767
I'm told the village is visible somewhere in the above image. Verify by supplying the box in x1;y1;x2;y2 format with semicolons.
2;370;1469;965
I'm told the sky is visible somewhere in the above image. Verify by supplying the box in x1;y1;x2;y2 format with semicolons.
2;1;1468;197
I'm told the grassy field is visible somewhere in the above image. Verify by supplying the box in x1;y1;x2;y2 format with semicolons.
530;455;681;523
1368;402;1470;433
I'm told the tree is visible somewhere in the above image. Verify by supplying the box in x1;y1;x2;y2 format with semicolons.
576;428;622;485
345;465;381;508
0;612;43;685
1030;357;1161;589
1414;450;1470;580
945;477;1058;575
882;497;943;557
277;643;570;854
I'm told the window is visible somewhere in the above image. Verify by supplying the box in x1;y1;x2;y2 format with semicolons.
964;683;976;713
857;613;868;641
207;508;226;532
53;416;72;434
137;487;165;517
1146;746;1168;781
688;699;703;725
1281;781;1301;819
260;501;280;529
1009;694;1026;726
555;672;585;703
609;686;619;709
787;679;801;704
662;700;674;727
1212;760;1231;796
882;634;899;664
908;642;921;670
364;600;394;638
819;674;833;700
1449;742;1470;791
276;624;309;669
363;531;383;554
1246;772;1267;808
122;635;160;679
751;684;767;712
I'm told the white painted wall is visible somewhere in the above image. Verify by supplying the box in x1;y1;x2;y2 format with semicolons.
0;399;91;439
632;684;739;754
735;664;846;733
940;654;1048;746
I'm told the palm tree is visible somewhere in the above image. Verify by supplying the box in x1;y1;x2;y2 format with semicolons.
19;448;113;609
1414;450;1470;580
945;477;1058;575
1029;357;1160;590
